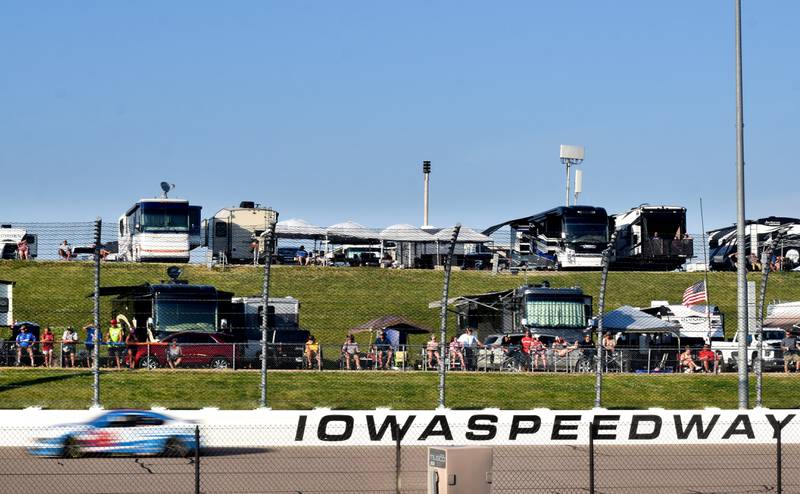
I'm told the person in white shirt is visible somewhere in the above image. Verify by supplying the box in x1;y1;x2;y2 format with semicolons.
456;328;483;370
61;326;79;367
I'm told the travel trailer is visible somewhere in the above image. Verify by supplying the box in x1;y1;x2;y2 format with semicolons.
0;225;37;260
117;185;202;263
483;206;610;269
204;202;278;264
707;216;800;271
611;205;693;270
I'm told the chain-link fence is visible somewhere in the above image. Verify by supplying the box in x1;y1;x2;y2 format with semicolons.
1;416;799;493
2;221;800;410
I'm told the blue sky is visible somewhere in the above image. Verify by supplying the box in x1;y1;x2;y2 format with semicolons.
2;1;798;233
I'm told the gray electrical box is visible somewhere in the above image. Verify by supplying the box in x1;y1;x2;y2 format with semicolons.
427;446;493;494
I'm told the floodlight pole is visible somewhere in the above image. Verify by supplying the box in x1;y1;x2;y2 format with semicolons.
734;0;749;410
565;160;572;206
92;218;102;408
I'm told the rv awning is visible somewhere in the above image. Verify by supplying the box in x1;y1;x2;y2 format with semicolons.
427;289;515;309
348;315;434;335
594;305;681;333
764;302;800;328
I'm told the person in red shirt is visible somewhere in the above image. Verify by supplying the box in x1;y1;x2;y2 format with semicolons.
41;327;55;368
697;344;718;373
520;330;534;371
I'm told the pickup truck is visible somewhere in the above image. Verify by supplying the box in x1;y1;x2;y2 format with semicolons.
711;328;786;371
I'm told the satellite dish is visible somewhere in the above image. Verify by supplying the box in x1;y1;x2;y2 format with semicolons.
160;182;175;198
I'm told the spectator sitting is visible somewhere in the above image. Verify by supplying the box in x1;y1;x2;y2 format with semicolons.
15;325;36;366
304;335;322;370
58;240;73;260
697;344;718;373
448;336;465;370
167;340;183;369
426;335;441;369
341;335;361;370
296;245;309;266
373;331;393;370
16;238;30;260
41;327;55;368
679;346;699;373
61;326;78;367
552;336;574;357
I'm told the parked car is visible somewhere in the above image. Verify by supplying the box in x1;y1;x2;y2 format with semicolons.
133;331;243;369
274;247;301;264
29;410;196;458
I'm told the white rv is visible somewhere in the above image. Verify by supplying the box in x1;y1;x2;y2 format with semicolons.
117;198;202;263
205;202;278;264
0;225;38;260
0;280;13;326
640;302;725;344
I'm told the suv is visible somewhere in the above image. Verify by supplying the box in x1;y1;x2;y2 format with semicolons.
274;247;300;264
265;329;310;369
134;331;243;369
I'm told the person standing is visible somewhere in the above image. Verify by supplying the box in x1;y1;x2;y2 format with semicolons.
457;328;482;371
84;324;101;367
61;326;78;368
40;327;55;368
106;319;125;369
15;325;36;366
125;330;138;370
782;330;800;373
520;330;534;371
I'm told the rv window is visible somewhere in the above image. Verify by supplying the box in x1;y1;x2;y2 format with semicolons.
215;222;228;237
525;299;586;328
0;298;7;313
119;220;124;236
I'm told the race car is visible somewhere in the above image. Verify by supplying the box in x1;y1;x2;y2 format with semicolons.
29;410;197;458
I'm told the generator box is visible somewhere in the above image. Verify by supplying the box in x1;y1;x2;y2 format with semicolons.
427;446;493;494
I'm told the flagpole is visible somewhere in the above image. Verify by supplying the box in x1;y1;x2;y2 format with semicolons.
700;197;712;338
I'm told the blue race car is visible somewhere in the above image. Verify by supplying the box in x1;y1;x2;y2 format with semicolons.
30;410;197;458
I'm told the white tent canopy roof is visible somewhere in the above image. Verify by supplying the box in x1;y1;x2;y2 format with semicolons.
275;218;327;239
380;224;434;242
433;226;492;243
326;221;380;242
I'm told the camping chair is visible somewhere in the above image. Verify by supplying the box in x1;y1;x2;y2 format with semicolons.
393;348;407;370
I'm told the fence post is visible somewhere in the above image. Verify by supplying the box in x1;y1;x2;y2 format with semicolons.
589;420;595;494
194;425;201;494
777;425;782;494
394;421;402;494
756;232;782;407
438;225;461;409
595;232;616;408
92;218;102;408
260;219;277;408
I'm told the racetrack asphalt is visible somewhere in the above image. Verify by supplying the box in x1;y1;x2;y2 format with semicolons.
0;444;798;493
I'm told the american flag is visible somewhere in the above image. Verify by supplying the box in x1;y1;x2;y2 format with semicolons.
682;280;707;306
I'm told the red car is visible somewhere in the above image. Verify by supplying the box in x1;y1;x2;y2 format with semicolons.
133;332;243;369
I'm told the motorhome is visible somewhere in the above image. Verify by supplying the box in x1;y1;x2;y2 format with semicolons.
707;216;800;271
611;205;693;270
483;206;610;269
117;197;202;263
0;225;37;260
432;282;593;341
100;267;301;343
204;202;278;264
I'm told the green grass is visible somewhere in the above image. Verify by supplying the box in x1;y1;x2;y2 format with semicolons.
2;261;799;346
1;369;799;410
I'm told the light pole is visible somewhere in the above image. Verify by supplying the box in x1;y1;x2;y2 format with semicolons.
734;0;748;409
560;145;585;206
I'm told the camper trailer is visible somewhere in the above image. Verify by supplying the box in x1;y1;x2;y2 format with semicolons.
204;202;278;264
0;225;38;260
639;302;725;345
707;216;800;271
117;197;202;263
611;205;693;270
483;206;610;269
0;280;13;326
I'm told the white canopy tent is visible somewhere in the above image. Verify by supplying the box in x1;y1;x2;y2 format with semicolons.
325;221;380;243
275;218;327;240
